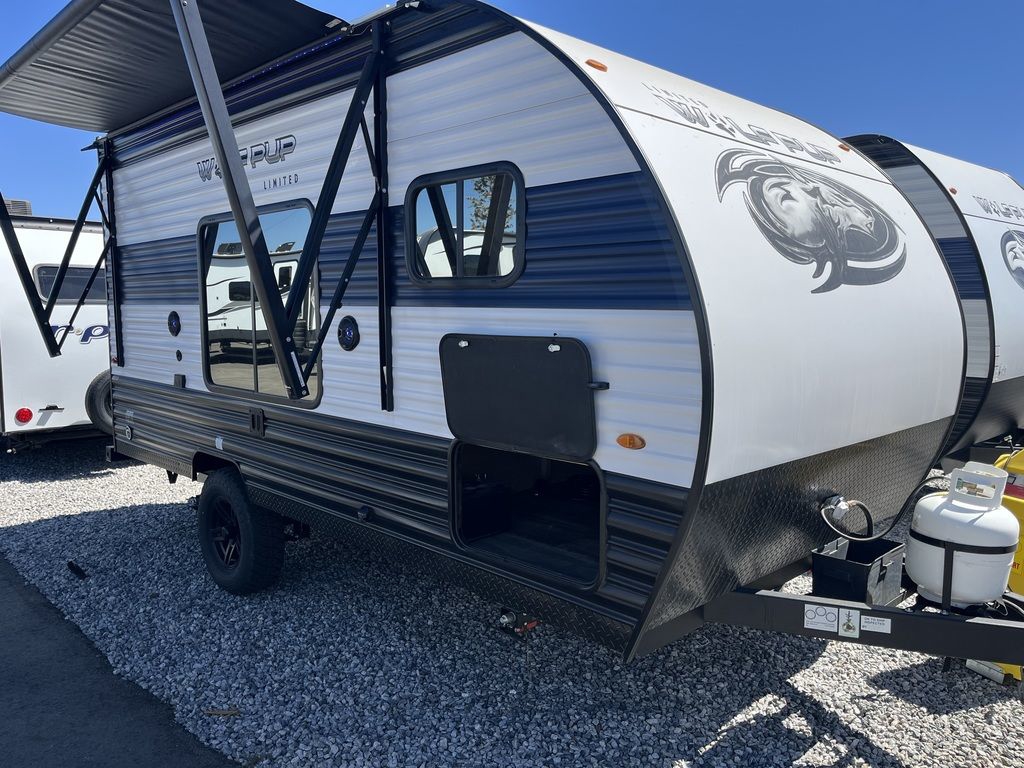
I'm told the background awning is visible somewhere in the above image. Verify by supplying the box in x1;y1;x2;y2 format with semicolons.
0;0;344;133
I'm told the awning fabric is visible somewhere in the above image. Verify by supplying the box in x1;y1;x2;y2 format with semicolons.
0;0;343;133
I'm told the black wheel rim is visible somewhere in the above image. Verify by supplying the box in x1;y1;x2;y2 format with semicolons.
209;498;241;569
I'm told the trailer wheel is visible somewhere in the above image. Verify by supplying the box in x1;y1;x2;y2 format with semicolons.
197;469;284;594
85;372;113;435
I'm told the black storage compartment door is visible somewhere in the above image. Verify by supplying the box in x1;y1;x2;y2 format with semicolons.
439;334;599;461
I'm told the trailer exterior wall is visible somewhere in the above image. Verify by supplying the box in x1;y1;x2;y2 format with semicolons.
108;27;702;488
101;5;700;654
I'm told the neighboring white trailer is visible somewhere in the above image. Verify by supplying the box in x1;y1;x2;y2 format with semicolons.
0;216;110;450
849;135;1024;461
0;0;969;660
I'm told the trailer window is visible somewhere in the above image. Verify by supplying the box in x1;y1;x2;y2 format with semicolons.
34;266;106;304
407;163;523;284
200;203;320;400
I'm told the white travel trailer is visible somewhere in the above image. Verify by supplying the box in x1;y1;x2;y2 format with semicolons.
848;135;1024;463
11;0;1024;667
0;214;111;450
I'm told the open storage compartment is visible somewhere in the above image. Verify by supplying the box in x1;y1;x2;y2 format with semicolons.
455;443;602;585
811;538;906;606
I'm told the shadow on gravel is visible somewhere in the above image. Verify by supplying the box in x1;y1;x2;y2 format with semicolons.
1;437;118;484
0;484;924;768
869;659;1017;714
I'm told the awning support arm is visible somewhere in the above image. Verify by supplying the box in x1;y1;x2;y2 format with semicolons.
92;189;111;231
477;174;513;276
56;238;111;351
301;191;381;381
99;139;125;367
0;196;61;357
0;157;108;359
169;0;308;399
43;161;107;317
373;19;395;412
426;186;458;275
283;47;382;332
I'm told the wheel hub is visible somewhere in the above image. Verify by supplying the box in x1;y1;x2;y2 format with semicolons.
210;499;241;568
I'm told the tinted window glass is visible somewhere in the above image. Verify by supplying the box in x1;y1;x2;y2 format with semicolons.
35;266;106;304
201;205;320;398
410;167;522;281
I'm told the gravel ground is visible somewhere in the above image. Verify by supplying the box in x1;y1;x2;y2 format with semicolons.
1;440;1021;768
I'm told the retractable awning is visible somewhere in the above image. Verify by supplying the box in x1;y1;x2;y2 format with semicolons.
0;0;344;132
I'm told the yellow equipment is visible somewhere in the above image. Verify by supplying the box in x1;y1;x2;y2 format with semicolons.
991;451;1024;682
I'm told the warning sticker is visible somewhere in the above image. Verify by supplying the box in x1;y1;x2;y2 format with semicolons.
803;604;838;633
838;609;861;639
860;616;892;634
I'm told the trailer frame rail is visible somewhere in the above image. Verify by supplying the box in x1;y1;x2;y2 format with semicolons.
703;586;1024;667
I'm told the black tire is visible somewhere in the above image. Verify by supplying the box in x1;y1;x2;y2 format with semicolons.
197;469;285;594
85;372;113;435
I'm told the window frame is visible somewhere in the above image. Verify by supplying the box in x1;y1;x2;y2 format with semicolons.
196;198;323;409
32;264;107;305
404;161;526;288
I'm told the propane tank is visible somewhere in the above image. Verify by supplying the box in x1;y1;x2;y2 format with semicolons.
905;462;1020;608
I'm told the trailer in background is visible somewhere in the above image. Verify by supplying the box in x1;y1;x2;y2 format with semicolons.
0;214;111;451
848;135;1024;466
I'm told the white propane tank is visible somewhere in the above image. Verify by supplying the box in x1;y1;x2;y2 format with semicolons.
905;462;1020;608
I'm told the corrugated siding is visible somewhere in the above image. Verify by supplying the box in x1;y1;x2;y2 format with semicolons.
112;31;638;248
384;306;702;487
319;173;690;310
119;303;204;387
119;236;197;305
514;173;689;309
117;172;691;311
106;25;701;487
937;236;987;301
112;375;689;620
111;4;512;165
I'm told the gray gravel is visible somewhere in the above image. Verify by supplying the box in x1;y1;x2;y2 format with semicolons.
1;441;1021;768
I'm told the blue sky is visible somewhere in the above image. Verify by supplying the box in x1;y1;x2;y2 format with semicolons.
1;1;1020;218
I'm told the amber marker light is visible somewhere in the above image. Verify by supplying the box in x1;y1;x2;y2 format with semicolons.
586;59;608;72
617;433;647;450
949;187;958;195
838;143;851;152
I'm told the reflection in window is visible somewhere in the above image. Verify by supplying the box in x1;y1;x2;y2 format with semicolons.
201;205;320;398
410;167;522;281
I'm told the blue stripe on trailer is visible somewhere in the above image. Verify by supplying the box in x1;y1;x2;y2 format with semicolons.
318;172;691;310
937;237;987;301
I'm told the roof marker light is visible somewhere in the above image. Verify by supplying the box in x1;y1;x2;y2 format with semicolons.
839;143;851;152
949;187;958;195
586;59;608;72
14;408;33;425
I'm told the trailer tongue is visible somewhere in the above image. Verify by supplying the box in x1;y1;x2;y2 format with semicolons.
705;584;1024;671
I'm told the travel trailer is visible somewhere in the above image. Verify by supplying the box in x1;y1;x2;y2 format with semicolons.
4;0;1024;669
0;213;111;450
847;135;1024;464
